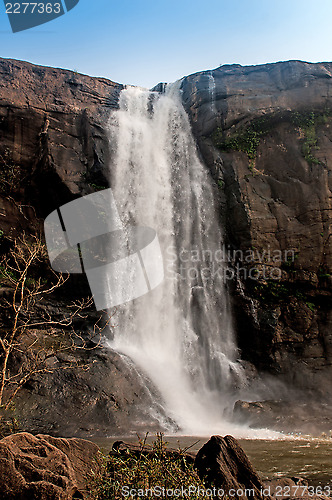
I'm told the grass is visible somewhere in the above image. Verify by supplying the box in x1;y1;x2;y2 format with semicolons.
89;434;207;500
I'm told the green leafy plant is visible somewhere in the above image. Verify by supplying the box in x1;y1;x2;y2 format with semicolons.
81;172;107;191
305;301;315;312
212;125;263;167
291;111;319;164
295;291;316;312
253;280;289;303
253;280;317;312
281;252;299;272
0;404;20;438
90;183;107;191
318;266;331;279
291;110;331;165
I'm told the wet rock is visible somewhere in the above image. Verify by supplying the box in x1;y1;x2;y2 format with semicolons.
233;400;332;435
10;327;173;438
182;61;332;393
195;435;269;500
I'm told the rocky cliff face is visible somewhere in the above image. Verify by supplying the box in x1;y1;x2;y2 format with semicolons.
1;57;332;436
181;61;332;397
0;58;171;437
0;58;122;225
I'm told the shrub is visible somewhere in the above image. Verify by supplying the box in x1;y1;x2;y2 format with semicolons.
89;434;207;500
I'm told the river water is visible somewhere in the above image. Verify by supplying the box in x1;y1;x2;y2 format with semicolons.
92;436;332;488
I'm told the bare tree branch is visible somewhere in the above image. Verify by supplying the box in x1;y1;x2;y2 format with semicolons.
0;233;114;410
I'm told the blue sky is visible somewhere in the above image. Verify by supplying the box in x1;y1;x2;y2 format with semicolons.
0;0;332;88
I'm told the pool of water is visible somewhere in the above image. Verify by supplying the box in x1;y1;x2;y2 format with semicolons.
240;438;332;487
92;436;332;488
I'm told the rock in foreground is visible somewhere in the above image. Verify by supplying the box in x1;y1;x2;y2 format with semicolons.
264;477;330;500
194;436;329;500
195;435;269;500
0;432;100;499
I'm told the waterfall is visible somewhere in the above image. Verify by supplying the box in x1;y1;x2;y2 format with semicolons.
208;71;217;113
105;83;266;436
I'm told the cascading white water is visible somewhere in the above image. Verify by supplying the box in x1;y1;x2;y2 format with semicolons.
106;82;277;437
208;71;217;113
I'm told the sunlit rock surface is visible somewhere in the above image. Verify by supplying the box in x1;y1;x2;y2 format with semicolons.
181;61;332;394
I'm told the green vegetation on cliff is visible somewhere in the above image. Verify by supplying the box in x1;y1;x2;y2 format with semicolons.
252;279;316;311
291;110;331;165
212;109;331;168
212;118;269;169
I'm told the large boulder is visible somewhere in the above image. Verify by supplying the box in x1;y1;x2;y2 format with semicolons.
9;324;173;437
0;432;100;499
264;477;330;500
181;61;332;136
194;436;329;500
194;435;269;500
234;400;332;436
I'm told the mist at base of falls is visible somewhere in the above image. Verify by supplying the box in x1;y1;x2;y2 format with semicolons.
105;82;282;439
